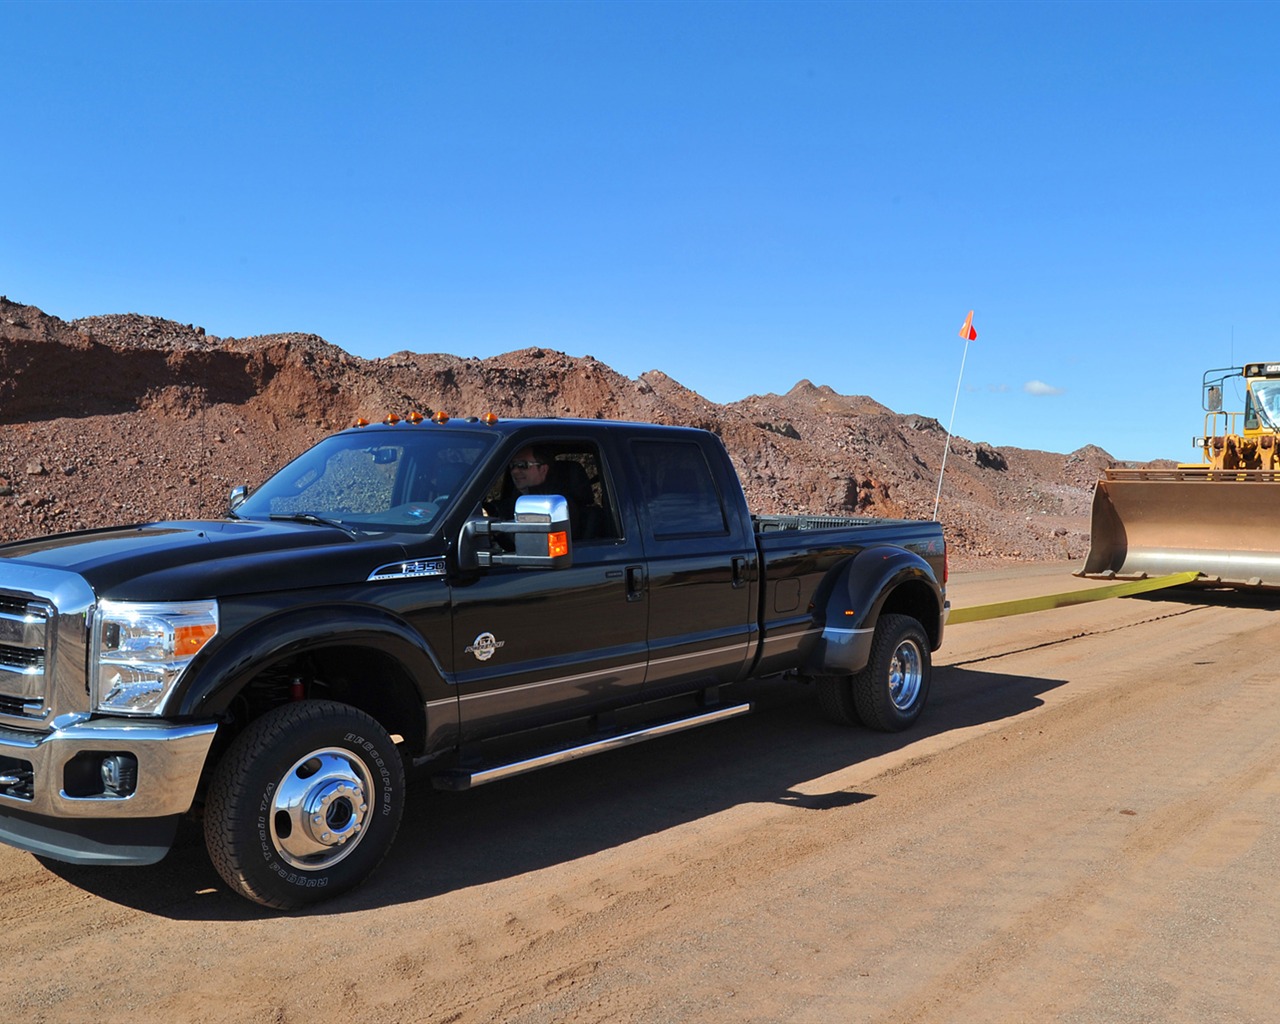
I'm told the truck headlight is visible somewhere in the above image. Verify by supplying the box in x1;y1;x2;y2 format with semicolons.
92;600;219;715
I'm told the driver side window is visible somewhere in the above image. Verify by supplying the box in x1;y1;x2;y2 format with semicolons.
479;441;618;543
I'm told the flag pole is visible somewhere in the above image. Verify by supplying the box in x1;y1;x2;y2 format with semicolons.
934;311;976;521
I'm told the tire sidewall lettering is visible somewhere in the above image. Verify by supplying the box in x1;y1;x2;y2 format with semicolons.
344;731;396;815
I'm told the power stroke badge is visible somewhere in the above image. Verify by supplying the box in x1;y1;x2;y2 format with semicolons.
465;632;505;662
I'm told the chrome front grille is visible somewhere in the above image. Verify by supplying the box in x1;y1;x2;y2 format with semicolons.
0;566;95;728
0;644;44;671
0;598;54;714
0;694;40;717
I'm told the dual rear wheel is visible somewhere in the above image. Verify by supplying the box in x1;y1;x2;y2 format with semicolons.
816;613;931;732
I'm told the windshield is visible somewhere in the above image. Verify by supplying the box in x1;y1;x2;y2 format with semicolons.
1250;382;1280;430
236;430;494;532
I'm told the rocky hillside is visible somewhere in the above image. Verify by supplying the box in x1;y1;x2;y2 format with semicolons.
0;296;1112;567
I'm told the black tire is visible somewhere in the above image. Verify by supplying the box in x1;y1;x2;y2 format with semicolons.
203;700;405;910
815;674;863;726
850;613;931;732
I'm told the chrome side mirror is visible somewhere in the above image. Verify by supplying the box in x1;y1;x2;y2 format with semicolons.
457;494;573;571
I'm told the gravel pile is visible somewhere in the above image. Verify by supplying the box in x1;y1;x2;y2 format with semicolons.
0;296;1124;568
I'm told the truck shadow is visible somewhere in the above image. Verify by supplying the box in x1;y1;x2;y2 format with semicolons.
37;663;1064;919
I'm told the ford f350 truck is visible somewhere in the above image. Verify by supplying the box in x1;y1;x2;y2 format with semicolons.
0;415;946;908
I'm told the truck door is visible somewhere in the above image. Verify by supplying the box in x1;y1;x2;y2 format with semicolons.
628;437;756;698
450;437;649;740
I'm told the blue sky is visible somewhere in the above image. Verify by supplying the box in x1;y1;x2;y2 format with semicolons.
4;1;1279;462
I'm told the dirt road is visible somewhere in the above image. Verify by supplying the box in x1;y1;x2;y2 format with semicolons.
4;563;1279;1023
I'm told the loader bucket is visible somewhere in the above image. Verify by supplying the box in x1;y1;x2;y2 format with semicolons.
1078;468;1280;589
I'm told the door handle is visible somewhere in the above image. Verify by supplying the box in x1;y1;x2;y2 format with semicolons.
626;564;645;602
732;556;748;589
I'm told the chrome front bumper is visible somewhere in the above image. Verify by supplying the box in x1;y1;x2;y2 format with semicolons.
0;716;218;864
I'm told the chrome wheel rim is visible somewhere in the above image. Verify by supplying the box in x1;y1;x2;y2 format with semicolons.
269;747;373;870
888;639;924;711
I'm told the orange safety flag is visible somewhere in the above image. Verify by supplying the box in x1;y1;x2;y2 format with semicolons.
958;310;977;341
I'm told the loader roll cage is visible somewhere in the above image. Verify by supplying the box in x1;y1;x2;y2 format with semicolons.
1196;365;1280;448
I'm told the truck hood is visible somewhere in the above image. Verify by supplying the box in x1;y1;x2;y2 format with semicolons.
0;519;432;601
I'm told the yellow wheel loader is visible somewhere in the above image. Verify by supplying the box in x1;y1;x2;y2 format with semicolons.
1079;361;1280;589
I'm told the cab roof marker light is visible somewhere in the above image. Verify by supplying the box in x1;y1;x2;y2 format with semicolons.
406;411;424;424
384;413;401;425
432;411;450;424
354;417;370;428
482;413;499;426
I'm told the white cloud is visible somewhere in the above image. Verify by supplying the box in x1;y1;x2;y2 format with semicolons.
1024;380;1065;396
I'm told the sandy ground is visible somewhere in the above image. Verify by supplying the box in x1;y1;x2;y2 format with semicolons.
4;562;1279;1023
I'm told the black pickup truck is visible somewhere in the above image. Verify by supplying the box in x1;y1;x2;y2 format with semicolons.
0;415;947;908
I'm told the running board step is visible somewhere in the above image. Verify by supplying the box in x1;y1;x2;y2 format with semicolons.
431;702;753;791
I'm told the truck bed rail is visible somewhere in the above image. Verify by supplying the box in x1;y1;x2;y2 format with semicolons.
754;514;879;532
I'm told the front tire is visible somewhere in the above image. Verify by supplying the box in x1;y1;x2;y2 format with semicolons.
850;613;931;732
204;700;405;910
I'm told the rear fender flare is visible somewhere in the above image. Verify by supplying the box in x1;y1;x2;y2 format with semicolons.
804;546;944;675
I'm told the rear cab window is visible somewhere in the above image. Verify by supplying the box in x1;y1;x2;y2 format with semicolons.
630;440;730;540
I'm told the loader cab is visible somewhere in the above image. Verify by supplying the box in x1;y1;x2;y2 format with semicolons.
1196;363;1280;470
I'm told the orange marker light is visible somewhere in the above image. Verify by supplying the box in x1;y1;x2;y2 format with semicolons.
406;411;424;424
481;412;499;426
354;417;370;427
174;622;217;656
384;413;401;425
432;411;451;424
548;531;569;558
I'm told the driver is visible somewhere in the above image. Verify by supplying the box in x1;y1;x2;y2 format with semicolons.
508;445;552;498
490;445;580;535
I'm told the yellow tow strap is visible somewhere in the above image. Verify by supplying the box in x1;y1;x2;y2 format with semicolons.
947;571;1202;625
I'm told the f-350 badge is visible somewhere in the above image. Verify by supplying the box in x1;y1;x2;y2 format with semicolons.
465;632;505;662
